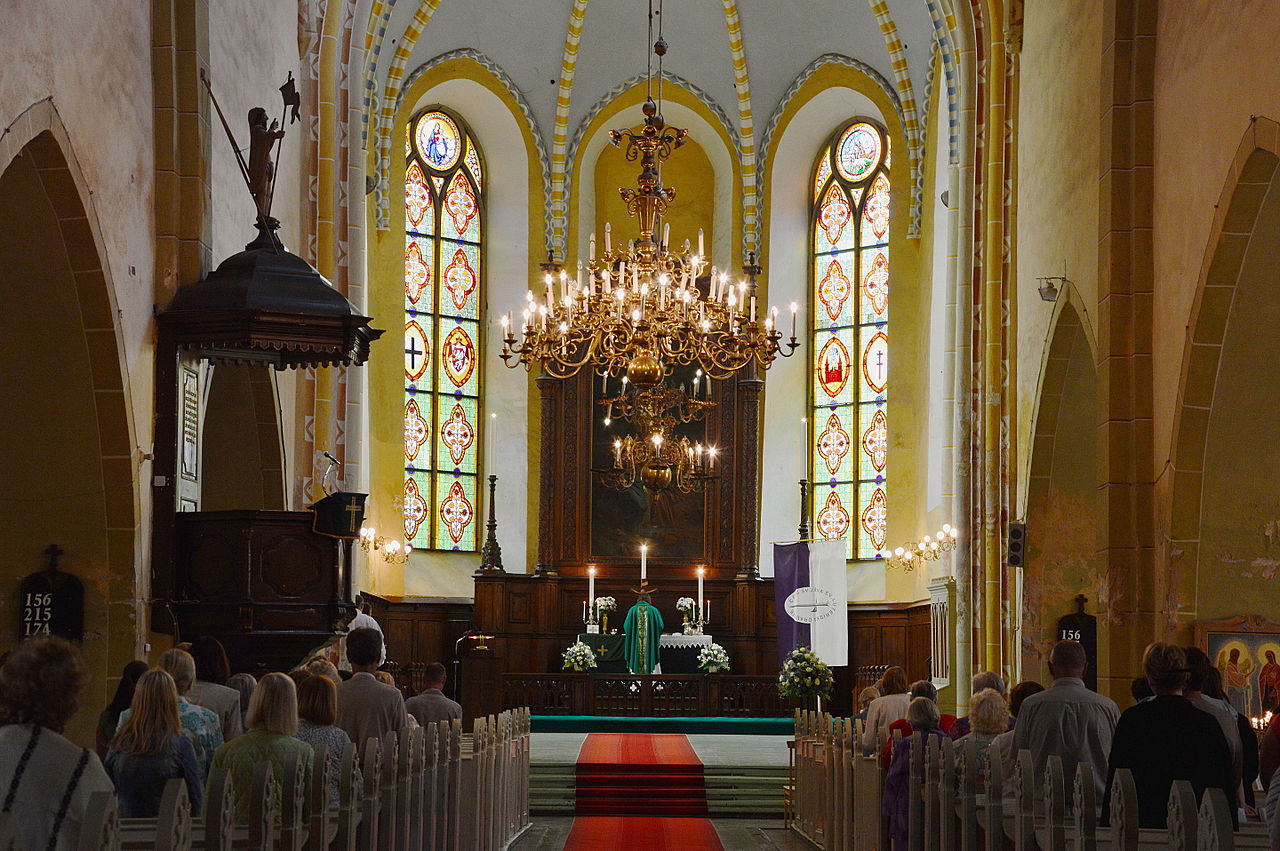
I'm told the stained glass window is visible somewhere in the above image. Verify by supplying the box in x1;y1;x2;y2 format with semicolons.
810;121;890;560
404;108;483;552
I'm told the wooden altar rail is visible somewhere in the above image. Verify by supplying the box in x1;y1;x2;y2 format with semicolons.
789;709;1269;850
501;673;791;717
68;708;531;851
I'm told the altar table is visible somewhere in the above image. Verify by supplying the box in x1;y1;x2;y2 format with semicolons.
658;633;713;674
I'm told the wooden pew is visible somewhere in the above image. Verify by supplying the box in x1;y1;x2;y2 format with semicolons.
356;736;381;851
332;742;362;851
79;790;121;851
304;744;330;851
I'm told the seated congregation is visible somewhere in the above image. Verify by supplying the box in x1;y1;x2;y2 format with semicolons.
794;640;1280;849
0;630;529;850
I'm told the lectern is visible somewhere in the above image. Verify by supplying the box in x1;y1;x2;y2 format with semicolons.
310;492;367;604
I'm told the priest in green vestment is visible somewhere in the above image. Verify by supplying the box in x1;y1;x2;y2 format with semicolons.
623;583;665;674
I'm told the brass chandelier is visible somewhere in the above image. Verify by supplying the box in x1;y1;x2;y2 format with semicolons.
497;0;798;493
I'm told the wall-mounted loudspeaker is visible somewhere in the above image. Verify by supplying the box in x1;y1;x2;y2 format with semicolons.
1007;522;1027;567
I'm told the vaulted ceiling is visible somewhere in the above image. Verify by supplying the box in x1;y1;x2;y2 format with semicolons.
362;0;944;158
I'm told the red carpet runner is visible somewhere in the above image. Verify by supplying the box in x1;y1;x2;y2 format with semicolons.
563;816;725;850
574;733;708;816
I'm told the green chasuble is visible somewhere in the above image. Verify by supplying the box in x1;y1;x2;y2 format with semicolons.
622;599;664;674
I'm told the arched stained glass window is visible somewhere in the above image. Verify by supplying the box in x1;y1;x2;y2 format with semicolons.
403;108;483;551
810;120;890;560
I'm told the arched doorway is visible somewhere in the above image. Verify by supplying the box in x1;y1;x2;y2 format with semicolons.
0;116;138;746
1022;301;1101;685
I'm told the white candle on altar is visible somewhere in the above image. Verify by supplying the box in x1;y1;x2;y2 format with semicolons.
705;599;710;624
588;566;596;615
697;567;705;619
640;545;648;582
582;600;587;623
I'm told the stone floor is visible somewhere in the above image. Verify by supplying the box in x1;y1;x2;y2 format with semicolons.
511;816;814;850
531;732;791;767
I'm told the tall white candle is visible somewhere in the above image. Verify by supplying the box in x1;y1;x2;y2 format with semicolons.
588;566;596;617
640;545;648;582
582;600;587;623
697;228;704;258
605;222;612;253
697;567;705;618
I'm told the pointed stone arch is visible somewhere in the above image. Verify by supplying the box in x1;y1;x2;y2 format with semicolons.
1021;299;1101;683
0;100;141;743
1164;118;1280;635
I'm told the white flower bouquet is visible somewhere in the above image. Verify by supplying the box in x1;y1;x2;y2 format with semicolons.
697;642;730;673
562;641;598;672
676;596;697;615
777;646;834;700
594;596;617;614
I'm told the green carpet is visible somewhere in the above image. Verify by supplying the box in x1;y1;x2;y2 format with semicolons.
532;715;794;734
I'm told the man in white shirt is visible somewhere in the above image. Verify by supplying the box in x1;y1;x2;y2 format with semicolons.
1012;640;1119;809
342;593;386;669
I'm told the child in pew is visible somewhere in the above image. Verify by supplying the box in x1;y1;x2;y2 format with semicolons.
210;672;313;823
106;669;204;817
883;697;949;849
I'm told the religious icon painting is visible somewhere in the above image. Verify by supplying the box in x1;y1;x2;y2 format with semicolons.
809;119;891;560
403;105;485;552
415;111;462;172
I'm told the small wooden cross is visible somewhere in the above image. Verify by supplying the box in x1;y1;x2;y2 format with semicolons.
42;543;63;572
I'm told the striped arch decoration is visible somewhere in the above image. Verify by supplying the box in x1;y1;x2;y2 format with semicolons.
866;0;923;239
361;0;399;144
564;69;740;204
380;49;552;253
720;0;758;265
548;0;591;261
374;0;445;228
923;0;960;164
757;55;911;234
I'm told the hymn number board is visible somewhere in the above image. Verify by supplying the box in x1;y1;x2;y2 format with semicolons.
1056;594;1097;691
18;544;85;643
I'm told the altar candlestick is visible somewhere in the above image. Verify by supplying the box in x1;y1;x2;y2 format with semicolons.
705;599;710;624
640;545;648;582
697;567;705;619
588;566;596;618
582;600;587;623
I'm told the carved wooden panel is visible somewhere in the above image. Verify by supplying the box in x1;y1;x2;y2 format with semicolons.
257;534;325;599
507;590;532;625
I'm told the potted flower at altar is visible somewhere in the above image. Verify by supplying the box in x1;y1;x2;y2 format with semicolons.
697;642;730;673
676;597;697;634
594;596;617;633
777;646;834;709
562;640;598;672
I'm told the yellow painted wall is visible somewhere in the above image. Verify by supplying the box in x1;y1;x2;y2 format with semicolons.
594;135;714;263
1014;0;1102;516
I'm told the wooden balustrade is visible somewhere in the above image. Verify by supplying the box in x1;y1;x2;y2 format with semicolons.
68;708;531;851
788;709;1273;850
500;672;792;716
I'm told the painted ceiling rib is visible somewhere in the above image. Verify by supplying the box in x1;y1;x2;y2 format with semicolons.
361;0;400;146
375;0;444;230
549;0;591;262
721;1;756;267
923;0;961;164
866;0;923;237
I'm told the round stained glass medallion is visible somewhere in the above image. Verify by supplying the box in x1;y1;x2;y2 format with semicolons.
415;111;462;172
835;123;882;183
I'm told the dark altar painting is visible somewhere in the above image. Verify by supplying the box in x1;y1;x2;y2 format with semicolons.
590;363;707;560
1196;615;1280;718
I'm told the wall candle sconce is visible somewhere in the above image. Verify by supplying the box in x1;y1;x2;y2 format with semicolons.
886;524;959;572
358;526;412;566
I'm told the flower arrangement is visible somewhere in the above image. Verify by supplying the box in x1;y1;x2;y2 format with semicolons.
594;596;617;631
777;646;834;701
676;596;697;620
697;642;730;673
562;641;598;672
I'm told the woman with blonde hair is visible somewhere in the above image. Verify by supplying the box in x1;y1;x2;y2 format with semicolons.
116;648;222;775
210;672;313;823
106;669;203;817
294;675;350;807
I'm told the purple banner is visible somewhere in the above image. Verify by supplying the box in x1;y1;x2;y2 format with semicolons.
773;542;812;665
